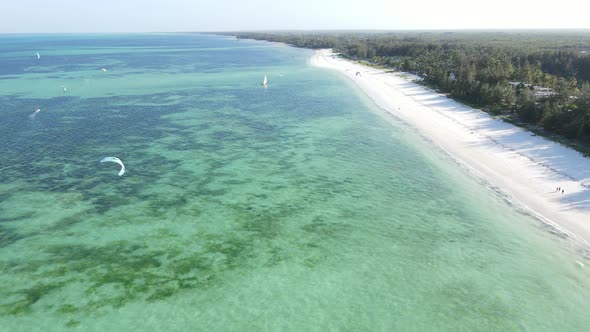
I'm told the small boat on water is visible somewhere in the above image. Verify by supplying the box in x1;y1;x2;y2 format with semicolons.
262;75;267;86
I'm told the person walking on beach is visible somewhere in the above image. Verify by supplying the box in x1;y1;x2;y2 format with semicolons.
562;189;565;195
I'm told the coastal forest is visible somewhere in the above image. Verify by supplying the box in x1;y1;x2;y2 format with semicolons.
230;31;590;147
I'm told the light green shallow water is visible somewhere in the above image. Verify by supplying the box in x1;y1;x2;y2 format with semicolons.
0;34;589;331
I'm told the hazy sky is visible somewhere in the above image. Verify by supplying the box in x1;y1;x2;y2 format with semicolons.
1;0;589;33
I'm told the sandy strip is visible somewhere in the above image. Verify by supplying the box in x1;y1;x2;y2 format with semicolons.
310;49;590;249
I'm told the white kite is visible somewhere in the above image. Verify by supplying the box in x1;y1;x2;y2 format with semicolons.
101;68;107;72
100;157;125;176
29;108;41;120
36;52;40;60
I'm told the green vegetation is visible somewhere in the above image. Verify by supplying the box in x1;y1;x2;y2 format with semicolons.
0;282;66;315
229;31;590;147
0;202;334;317
65;319;80;328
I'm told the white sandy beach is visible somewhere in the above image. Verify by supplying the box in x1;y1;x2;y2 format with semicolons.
311;49;590;249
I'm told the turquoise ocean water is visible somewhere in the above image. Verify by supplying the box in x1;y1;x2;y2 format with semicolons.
0;34;589;331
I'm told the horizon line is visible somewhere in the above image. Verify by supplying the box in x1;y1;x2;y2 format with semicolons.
2;28;590;35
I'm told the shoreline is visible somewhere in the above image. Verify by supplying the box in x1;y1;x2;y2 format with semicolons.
310;49;590;251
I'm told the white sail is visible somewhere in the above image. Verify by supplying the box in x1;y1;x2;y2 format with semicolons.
36;52;40;60
262;75;267;86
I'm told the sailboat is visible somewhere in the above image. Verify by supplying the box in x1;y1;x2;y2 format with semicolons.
262;75;268;87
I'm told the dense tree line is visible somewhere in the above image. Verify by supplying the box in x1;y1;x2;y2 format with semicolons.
226;31;590;144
